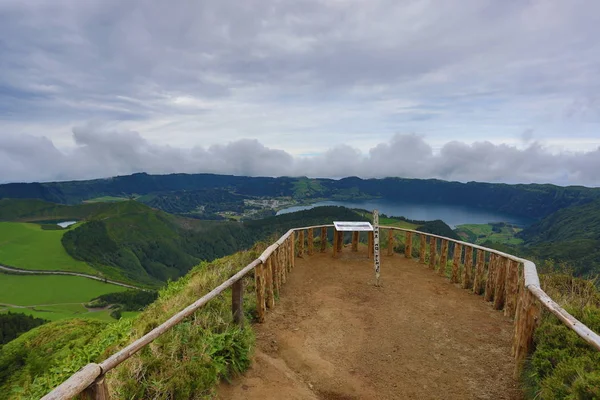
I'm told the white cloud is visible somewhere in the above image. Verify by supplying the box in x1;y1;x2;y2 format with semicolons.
1;126;599;186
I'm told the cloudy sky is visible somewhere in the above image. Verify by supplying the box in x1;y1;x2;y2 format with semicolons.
1;0;600;186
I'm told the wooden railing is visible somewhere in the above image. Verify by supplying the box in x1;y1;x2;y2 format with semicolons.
42;224;600;399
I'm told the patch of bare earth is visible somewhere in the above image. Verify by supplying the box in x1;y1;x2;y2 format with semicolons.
218;248;522;400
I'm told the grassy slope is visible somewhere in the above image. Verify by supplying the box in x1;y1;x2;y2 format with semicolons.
0;248;260;399
0;222;96;273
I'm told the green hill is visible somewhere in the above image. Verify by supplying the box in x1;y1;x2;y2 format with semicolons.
519;200;600;276
3;173;600;220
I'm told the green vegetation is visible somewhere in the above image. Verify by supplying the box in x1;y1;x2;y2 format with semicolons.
0;274;127;322
523;273;600;399
83;196;130;203
141;189;246;217
0;274;127;306
417;219;461;240
455;222;523;245
519;200;600;276
3;172;600;220
0;313;47;346
0;222;95;274
0;247;261;399
85;290;158;312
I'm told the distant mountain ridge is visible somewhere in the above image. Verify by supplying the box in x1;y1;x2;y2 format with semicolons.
2;172;600;220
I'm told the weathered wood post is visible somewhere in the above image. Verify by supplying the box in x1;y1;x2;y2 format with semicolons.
438;240;448;276
80;375;109;400
352;231;359;252
419;234;426;263
493;257;508;310
290;235;295;270
387;229;394;256
333;229;339;258
428;237;436;269
320;227;327;252
265;257;275;309
451;243;462;283
513;286;540;377
338;230;344;254
307;228;314;255
484;253;497;302
298;230;305;258
504;260;519;318
473;250;485;295
273;248;281;295
405;231;413;259
461;246;473;289
232;279;244;326
255;262;266;323
367;231;374;258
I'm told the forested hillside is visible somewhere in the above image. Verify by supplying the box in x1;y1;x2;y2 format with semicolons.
2;173;599;219
519;200;600;276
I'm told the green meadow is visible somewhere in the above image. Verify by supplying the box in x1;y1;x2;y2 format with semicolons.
0;221;96;273
0;274;128;321
455;223;523;245
83;196;130;203
0;274;127;306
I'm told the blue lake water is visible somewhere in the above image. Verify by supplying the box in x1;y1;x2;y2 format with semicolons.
277;199;532;228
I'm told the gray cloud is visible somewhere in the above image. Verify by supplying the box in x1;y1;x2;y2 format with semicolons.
1;126;599;187
1;0;600;153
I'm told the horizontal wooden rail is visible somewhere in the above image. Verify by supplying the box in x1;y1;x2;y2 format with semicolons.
42;223;600;399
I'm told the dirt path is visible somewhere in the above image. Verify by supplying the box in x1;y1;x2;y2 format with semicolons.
218;250;522;400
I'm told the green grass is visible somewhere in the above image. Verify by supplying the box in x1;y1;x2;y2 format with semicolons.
379;217;419;229
0;274;127;306
0;222;96;274
455;223;523;245
0;305;115;322
83;196;130;203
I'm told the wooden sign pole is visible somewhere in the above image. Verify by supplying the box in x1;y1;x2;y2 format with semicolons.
373;209;381;286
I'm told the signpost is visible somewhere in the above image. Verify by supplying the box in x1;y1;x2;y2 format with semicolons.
373;209;381;286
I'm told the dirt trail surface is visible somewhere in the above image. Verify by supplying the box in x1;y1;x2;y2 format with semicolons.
218;250;522;400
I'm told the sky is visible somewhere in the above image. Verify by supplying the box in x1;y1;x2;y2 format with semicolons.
1;0;600;186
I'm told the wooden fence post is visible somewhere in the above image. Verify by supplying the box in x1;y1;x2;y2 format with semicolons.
428;237;436;269
451;243;462;283
307;229;314;255
80;375;109;400
321;227;327;252
352;231;359;252
484;253;497;302
493;257;508;310
504;260;519;318
419;234;426;264
332;229;338;257
367;231;374;258
290;235;295;270
338;230;345;254
298;230;305;258
462;246;473;289
265;257;275;309
255;262;266;323
438;240;448;276
273;248;281;295
232;279;244;326
513;286;540;378
405;231;413;259
387;229;394;256
473;250;485;295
